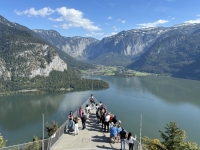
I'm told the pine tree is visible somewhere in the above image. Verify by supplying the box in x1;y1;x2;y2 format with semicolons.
142;122;200;150
159;122;185;150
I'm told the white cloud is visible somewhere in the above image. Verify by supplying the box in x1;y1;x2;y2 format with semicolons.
86;32;104;37
107;16;112;19
137;19;169;28
14;7;54;17
54;7;101;31
197;14;200;17
184;18;200;24
117;19;126;23
48;17;63;22
15;7;101;31
171;17;175;20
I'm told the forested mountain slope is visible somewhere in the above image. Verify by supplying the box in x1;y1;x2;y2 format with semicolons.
127;30;200;79
0;16;108;93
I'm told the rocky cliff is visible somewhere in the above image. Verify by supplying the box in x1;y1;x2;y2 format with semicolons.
34;23;200;66
33;29;98;60
0;19;67;80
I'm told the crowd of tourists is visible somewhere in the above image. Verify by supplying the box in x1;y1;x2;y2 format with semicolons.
66;94;137;150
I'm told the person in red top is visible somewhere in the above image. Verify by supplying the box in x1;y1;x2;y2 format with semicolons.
109;114;113;122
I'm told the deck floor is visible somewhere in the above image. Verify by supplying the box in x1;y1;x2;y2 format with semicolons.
51;109;124;150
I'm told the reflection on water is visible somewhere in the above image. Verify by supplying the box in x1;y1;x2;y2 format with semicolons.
138;76;200;106
0;92;93;146
0;94;65;130
1;76;200;146
85;75;200;145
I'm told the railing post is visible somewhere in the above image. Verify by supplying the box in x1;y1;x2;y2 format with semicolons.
59;127;60;139
0;98;93;150
43;114;44;150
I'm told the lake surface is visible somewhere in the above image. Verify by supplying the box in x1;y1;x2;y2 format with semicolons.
0;75;200;146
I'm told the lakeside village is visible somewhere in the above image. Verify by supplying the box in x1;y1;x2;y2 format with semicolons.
81;65;150;77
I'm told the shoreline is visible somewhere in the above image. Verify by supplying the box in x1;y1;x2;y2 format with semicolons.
0;88;72;96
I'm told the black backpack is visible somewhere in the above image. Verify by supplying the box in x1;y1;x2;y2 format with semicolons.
82;116;86;122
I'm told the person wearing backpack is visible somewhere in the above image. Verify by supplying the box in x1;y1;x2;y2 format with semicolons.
81;112;86;129
85;104;91;114
101;112;106;129
127;132;137;150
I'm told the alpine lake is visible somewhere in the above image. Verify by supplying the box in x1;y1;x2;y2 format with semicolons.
0;75;200;146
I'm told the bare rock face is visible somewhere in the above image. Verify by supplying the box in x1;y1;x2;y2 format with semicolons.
33;29;98;60
34;23;200;66
0;58;11;80
0;15;68;80
30;55;67;78
60;36;99;60
0;39;67;80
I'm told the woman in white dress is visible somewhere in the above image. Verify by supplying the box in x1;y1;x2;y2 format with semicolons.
74;117;79;135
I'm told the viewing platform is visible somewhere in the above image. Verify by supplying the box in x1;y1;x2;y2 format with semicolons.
0;98;142;150
51;108;122;150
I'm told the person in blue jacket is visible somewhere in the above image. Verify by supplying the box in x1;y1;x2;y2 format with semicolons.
110;122;117;143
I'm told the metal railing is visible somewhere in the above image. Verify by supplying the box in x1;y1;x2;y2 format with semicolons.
46;97;91;150
0;98;91;150
93;98;148;150
0;139;48;150
0;97;147;150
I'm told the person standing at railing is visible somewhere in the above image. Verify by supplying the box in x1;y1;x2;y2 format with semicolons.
109;113;113;121
85;104;91;119
74;117;79;135
90;94;95;109
118;120;122;126
95;103;99;111
112;115;117;125
104;112;110;132
91;99;95;109
81;112;86;129
67;117;75;133
68;111;74;120
89;94;93;103
101;112;106;129
119;127;128;150
79;107;83;119
96;104;100;123
99;101;102;107
117;124;122;143
90;94;94;99
127;132;137;150
110;122;117;143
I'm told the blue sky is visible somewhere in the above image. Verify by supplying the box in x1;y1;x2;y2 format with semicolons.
0;0;200;39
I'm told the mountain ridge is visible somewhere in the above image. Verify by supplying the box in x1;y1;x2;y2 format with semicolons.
127;29;200;79
33;29;99;60
0;15;109;93
0;23;67;80
33;23;200;67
